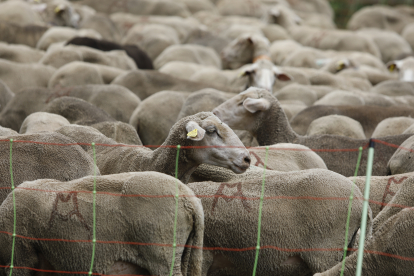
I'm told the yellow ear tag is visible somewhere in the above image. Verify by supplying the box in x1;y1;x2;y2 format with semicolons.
336;62;345;72
389;64;395;72
54;6;63;13
187;128;198;138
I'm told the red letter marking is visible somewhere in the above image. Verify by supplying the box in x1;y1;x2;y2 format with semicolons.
211;182;252;213
380;177;408;211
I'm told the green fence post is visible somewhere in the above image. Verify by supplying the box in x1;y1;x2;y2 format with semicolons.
252;146;269;276
169;145;181;276
340;147;363;276
9;139;16;276
356;140;375;276
88;142;97;275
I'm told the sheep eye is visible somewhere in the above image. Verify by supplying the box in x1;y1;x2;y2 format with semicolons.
207;128;216;133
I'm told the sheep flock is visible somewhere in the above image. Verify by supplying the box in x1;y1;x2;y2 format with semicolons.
0;0;414;275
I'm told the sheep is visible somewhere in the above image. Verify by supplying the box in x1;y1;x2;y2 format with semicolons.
110;13;199;42
0;80;14;113
121;23;180;61
347;5;414;34
0;0;45;26
212;87;413;176
387;56;414;82
371;117;414;138
357;28;413;63
220;33;271;70
57;112;251;183
91;121;142;145
111;69;237;100
46;84;141;123
188;168;367;275
315;208;414;276
154;44;222;70
78;13;121;42
175;88;258;147
66;37;153;70
350;172;414;218
216;0;264;18
372;79;414;97
290;104;414;137
306;115;366;139
402;23;414;51
0;84;138;131
0;132;98;203
387;135;414;175
315;176;414;276
40;44;137;70
78;0;191;17
184;27;231;56
36;26;102;51
0;42;44;64
43;97;116;126
313;90;365;106
19;112;70;134
0;21;48;48
0;172;204;276
274;85;318;106
48;61;126;88
0;59;55;93
129;90;191;146
289;26;382;59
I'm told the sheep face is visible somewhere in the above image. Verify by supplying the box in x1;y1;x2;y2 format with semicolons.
212;87;271;133
186;115;251;174
221;34;255;70
387;56;414;82
238;60;292;93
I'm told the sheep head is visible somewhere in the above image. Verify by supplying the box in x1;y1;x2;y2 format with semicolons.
182;113;251;174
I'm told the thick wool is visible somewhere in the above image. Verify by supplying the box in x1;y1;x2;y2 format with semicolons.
111;69;238;100
0;172;204;276
19;112;70;134
188;169;368;275
0;132;98;203
47;84;141;123
43;96;117;126
315;177;414;276
306;115;366;139
215;88;413;177
91;121;142;145
290;104;414;137
0;22;48;48
0;59;55;93
387;135;414;175
129;91;191;146
350;172;414;218
58;112;245;183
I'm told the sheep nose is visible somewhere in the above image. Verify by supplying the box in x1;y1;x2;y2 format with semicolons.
244;155;251;165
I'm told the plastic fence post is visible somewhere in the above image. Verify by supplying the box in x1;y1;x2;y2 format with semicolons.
169;145;181;276
88;142;97;275
9;139;16;276
252;146;269;276
356;140;375;276
340;147;363;276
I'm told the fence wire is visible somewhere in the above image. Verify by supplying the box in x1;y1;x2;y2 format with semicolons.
2;138;414;275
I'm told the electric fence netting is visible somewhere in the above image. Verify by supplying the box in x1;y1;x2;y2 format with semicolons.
1;138;414;276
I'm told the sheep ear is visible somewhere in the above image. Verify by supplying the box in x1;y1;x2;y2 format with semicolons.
243;98;271;113
54;4;66;14
185;121;205;141
239;64;258;77
387;60;403;72
273;66;293;81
